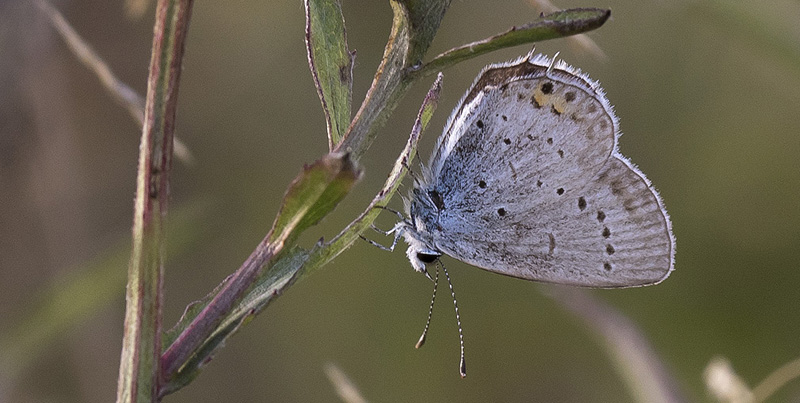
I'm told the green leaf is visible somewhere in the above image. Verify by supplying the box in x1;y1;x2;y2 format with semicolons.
414;8;612;78
268;152;362;247
305;0;354;149
160;152;360;392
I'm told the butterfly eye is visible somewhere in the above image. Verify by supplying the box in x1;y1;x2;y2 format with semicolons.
416;253;439;263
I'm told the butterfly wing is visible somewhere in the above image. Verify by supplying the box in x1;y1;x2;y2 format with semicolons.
425;56;674;287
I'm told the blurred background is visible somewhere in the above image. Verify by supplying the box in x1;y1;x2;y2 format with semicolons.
1;0;799;401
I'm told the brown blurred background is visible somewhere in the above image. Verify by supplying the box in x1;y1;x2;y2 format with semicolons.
1;0;799;401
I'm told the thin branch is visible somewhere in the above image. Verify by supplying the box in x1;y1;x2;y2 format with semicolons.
159;235;283;379
543;286;689;403
752;356;800;402
35;0;193;164
324;363;368;403
704;357;754;403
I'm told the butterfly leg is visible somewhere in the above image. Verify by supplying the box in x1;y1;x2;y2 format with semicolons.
372;204;404;220
360;222;404;252
359;233;400;252
368;223;394;236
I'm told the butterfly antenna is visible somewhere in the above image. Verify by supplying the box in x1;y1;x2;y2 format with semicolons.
401;160;425;186
416;263;439;349
440;260;467;378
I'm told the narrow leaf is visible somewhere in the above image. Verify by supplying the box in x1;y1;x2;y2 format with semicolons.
415;8;611;78
305;0;354;149
160;152;360;390
335;4;610;163
269;152;362;247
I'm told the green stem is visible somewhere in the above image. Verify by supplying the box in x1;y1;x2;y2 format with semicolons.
35;0;193;164
115;0;194;402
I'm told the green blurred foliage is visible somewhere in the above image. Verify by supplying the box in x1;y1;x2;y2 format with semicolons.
1;0;798;401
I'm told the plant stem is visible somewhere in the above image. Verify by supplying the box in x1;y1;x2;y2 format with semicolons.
115;0;194;401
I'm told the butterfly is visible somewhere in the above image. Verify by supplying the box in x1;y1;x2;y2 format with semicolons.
375;52;674;377
394;52;673;288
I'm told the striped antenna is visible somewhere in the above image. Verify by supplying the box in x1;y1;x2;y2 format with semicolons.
415;264;439;349
440;260;467;378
